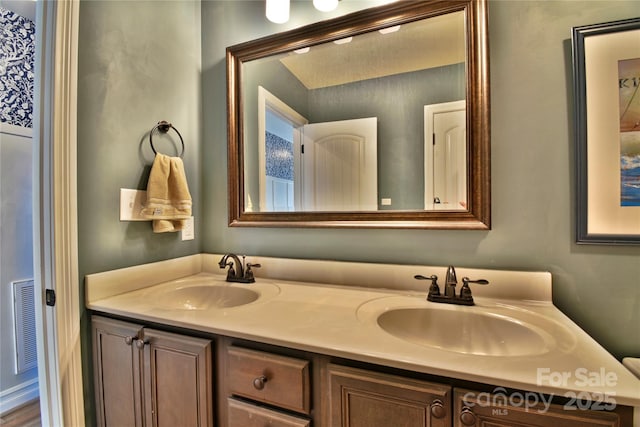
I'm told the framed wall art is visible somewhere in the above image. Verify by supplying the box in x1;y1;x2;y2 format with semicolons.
572;17;640;245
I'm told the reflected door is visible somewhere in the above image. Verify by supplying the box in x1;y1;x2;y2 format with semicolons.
299;117;378;211
424;101;467;210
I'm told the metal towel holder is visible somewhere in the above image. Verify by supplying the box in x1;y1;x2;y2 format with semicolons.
149;120;185;158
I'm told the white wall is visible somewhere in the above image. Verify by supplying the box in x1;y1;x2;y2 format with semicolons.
0;3;38;414
0;124;38;413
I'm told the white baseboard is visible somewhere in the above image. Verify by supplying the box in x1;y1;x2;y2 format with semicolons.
0;377;39;415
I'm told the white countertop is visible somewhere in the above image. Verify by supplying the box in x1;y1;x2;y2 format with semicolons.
85;254;640;408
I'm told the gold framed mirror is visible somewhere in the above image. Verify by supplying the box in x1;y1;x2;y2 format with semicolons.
227;0;490;229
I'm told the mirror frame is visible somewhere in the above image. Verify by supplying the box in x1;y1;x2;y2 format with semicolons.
227;0;490;229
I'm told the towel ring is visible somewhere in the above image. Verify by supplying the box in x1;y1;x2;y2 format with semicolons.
149;121;185;158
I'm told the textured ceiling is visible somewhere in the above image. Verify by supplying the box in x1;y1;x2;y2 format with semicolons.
279;11;465;89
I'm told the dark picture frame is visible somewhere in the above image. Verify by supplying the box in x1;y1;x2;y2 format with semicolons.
572;17;640;245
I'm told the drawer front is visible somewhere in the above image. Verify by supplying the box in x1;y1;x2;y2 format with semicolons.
227;398;310;427
227;346;310;414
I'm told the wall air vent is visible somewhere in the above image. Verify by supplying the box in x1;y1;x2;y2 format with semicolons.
12;279;38;374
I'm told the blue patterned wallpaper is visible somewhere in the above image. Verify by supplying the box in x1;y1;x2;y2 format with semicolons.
265;132;294;180
0;7;35;128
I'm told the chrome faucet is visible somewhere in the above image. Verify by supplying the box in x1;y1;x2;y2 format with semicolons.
218;254;261;283
415;265;488;306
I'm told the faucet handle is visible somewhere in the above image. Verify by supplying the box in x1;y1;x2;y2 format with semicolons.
462;278;489;285
415;274;440;297
460;277;489;299
244;263;261;282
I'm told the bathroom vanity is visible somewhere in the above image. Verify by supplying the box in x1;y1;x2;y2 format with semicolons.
86;254;639;426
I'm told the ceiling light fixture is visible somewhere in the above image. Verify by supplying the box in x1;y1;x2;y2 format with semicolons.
379;25;401;34
333;37;353;45
313;0;339;12
266;0;290;24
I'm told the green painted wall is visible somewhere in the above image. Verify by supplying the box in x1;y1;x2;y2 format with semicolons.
77;1;201;422
201;0;640;360
77;0;202;276
77;3;639;422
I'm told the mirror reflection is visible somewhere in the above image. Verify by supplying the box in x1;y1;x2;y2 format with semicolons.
227;0;490;229
242;11;467;212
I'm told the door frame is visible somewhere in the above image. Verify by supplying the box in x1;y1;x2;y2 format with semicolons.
257;86;308;212
33;1;84;425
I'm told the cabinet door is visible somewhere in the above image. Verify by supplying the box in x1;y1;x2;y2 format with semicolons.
142;328;213;427
328;364;451;427
454;388;626;427
92;316;144;427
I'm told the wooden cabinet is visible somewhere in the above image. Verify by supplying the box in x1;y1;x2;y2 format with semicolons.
227;398;311;427
92;316;144;427
453;388;630;427
327;364;452;427
327;367;631;427
92;316;213;427
92;315;633;427
225;345;311;427
226;346;311;414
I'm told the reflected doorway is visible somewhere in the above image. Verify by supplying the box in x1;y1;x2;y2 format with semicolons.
424;100;467;210
300;117;378;211
257;87;308;212
258;87;378;213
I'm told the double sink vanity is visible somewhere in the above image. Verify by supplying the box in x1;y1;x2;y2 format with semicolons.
86;254;639;426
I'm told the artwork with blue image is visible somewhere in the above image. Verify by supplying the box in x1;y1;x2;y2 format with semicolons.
619;57;640;207
1;7;36;128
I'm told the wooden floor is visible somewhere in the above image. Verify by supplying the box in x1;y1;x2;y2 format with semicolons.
0;399;41;427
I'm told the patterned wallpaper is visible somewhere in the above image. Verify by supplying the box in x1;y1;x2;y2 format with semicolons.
0;7;35;128
265;131;294;181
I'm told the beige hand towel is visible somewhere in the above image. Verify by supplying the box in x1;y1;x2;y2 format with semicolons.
141;154;192;233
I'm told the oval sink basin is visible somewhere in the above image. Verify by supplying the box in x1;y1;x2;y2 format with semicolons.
154;285;259;310
377;308;553;357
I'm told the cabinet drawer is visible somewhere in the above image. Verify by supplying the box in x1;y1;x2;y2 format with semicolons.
228;398;310;427
227;346;310;414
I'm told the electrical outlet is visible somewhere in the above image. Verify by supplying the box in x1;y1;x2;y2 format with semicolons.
182;216;195;241
120;189;148;221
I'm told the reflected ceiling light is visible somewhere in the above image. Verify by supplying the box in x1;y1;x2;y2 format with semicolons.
294;47;310;54
266;0;290;24
379;25;401;34
313;0;339;12
333;37;352;45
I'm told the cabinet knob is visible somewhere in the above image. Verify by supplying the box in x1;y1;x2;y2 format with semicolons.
460;406;476;426
135;339;149;349
252;375;268;390
430;399;446;419
124;336;134;345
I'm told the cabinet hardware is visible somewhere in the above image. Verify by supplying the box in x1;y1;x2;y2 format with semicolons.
430;399;446;418
460;406;476;425
253;375;268;390
136;339;149;349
